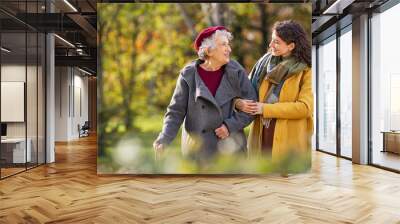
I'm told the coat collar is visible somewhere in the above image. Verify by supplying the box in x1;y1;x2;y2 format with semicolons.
192;59;240;107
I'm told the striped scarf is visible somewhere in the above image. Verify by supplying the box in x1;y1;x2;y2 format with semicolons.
249;52;307;127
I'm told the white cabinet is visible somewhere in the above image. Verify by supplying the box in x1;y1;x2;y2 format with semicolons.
1;138;32;163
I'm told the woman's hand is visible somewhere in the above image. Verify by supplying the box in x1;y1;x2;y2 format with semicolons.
215;124;230;139
251;102;264;115
153;141;164;161
235;99;263;115
235;99;258;114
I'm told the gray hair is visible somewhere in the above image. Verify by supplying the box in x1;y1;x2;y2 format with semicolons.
197;29;233;60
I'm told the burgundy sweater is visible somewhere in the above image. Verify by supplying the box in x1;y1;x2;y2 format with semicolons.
197;65;224;96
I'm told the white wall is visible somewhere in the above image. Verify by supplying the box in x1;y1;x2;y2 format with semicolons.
1;63;46;164
1;65;29;138
1;82;25;122
55;67;89;141
1;65;26;81
55;66;69;141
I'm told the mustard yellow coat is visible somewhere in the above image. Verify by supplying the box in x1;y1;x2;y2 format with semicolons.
247;67;314;161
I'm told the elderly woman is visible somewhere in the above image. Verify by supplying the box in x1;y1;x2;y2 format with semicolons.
153;26;257;159
235;20;313;168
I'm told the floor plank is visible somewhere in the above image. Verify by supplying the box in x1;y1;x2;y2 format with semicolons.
0;135;400;223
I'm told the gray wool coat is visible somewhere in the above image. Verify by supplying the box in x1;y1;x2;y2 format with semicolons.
155;59;257;158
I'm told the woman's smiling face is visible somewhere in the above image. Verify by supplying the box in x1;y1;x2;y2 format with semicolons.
207;34;232;65
269;30;294;57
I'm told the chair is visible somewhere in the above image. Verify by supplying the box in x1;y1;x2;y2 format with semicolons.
79;121;90;138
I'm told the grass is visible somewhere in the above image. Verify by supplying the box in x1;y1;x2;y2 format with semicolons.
98;114;310;174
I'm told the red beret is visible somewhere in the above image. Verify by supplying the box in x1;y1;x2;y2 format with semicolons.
194;26;228;51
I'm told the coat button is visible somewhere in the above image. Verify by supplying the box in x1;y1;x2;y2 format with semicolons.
201;129;206;133
201;105;205;109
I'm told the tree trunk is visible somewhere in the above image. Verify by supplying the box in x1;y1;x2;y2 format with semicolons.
211;3;222;25
176;4;197;38
201;4;213;26
232;23;244;66
258;3;269;51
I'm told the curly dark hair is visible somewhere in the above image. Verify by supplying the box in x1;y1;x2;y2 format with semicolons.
272;20;311;67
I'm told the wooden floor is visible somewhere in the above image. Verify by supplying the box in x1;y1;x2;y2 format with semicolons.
1;163;45;178
1;136;400;223
1;167;26;178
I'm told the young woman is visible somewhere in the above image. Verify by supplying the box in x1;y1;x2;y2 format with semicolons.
236;20;313;169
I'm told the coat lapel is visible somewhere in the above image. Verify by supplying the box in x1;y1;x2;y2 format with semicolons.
194;66;220;109
214;70;238;106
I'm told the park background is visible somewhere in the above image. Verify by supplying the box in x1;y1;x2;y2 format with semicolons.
97;3;312;174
